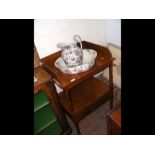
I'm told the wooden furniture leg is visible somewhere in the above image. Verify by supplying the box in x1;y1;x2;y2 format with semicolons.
109;63;113;110
106;113;111;134
65;92;81;134
74;122;81;135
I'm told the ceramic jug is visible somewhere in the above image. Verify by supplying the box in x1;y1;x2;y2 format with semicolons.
57;35;83;67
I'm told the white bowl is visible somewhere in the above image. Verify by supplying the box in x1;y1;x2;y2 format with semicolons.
55;49;97;74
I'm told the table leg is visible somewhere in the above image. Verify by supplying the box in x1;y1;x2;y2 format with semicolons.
109;63;113;109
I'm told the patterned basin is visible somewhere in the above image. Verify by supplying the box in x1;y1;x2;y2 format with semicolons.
55;49;97;74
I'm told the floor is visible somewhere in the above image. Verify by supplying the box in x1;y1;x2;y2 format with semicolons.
67;101;111;135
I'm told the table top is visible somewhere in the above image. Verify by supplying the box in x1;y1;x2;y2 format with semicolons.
42;41;115;90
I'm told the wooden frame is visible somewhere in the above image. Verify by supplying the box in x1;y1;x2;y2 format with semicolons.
42;41;115;134
34;44;41;68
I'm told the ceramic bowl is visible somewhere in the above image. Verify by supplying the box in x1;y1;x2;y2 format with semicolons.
55;49;97;74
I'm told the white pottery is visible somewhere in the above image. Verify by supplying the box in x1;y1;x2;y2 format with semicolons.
55;49;97;74
57;35;83;67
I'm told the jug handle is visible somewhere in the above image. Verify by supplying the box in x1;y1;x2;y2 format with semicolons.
74;35;83;51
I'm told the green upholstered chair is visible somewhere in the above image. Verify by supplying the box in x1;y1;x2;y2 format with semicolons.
34;91;62;135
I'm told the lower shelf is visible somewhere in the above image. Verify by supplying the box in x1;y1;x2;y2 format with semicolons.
34;91;49;112
59;77;110;115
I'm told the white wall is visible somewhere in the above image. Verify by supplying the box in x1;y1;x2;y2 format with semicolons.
105;19;121;47
34;19;106;58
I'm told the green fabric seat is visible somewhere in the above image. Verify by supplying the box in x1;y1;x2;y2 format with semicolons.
37;121;62;135
34;91;49;112
34;91;62;135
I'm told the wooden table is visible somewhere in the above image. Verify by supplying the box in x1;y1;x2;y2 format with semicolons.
34;66;71;134
42;41;115;106
44;42;113;89
42;41;115;134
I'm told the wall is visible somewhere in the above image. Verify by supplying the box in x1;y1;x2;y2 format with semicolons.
105;19;121;47
34;19;106;58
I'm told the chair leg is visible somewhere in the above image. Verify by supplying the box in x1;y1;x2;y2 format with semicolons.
74;122;81;135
